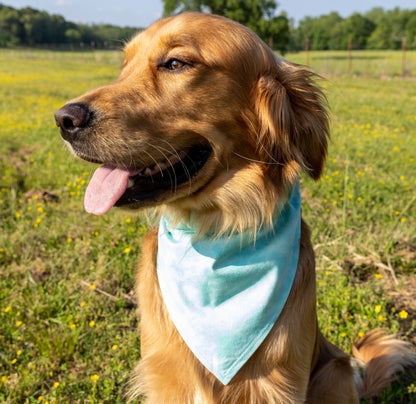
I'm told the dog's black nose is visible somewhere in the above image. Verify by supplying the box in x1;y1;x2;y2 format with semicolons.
55;103;91;142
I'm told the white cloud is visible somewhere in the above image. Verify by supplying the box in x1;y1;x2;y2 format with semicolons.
54;0;73;6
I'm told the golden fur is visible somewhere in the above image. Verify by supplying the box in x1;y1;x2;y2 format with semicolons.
55;12;416;403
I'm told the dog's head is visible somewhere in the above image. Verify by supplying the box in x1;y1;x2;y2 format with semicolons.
55;13;329;234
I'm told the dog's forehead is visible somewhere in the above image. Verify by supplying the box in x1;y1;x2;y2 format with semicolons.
125;15;225;56
124;14;258;64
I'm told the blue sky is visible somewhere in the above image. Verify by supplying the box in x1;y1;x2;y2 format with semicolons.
2;0;415;27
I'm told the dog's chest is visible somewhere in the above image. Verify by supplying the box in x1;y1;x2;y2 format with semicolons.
156;182;301;384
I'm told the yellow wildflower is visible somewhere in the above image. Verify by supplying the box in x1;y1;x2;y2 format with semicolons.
399;310;408;319
90;374;99;382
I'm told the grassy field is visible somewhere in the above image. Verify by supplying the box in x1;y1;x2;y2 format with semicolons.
0;48;415;403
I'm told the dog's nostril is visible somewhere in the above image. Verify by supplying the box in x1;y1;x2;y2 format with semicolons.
55;103;91;141
63;117;76;130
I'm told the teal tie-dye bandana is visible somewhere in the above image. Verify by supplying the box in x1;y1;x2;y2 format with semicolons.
157;182;301;385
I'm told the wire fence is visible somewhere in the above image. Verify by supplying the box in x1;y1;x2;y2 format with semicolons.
285;37;414;78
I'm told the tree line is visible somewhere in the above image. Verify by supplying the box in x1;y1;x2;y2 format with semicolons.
0;4;139;49
0;2;415;51
290;8;416;51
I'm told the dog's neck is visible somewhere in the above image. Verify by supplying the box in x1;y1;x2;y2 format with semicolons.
162;177;297;240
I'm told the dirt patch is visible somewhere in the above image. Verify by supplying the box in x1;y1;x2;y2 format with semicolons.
8;146;35;170
24;189;59;203
386;276;416;343
344;251;398;282
342;241;416;343
386;276;416;311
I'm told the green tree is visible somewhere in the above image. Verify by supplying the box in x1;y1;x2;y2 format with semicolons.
65;28;82;44
364;7;385;26
341;13;376;49
20;8;51;45
49;14;68;44
405;10;416;48
295;12;343;50
367;8;408;49
0;5;24;46
259;13;289;53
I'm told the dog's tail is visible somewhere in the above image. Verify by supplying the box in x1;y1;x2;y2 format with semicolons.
351;329;416;399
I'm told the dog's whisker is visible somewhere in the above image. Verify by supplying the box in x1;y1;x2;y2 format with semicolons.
151;139;194;195
138;148;165;176
146;143;178;193
232;152;284;166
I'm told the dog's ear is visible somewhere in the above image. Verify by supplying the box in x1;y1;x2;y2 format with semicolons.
253;63;329;182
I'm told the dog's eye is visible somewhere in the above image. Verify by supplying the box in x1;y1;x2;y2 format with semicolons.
165;59;186;71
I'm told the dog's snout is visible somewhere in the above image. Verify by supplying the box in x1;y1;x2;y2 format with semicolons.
55;103;91;142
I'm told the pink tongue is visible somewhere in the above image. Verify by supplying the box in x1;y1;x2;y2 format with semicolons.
84;165;132;215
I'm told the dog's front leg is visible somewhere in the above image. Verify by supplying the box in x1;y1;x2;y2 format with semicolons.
132;230;216;403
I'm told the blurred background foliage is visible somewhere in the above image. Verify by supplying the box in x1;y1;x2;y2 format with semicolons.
0;2;416;52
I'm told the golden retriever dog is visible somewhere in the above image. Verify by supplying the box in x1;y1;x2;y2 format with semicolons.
55;12;416;403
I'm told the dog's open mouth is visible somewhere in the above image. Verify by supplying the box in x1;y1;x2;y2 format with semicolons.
84;143;212;215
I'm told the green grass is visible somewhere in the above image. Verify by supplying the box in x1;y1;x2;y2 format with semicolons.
0;49;415;403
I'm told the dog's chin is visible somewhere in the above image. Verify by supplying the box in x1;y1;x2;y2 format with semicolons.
64;141;104;165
